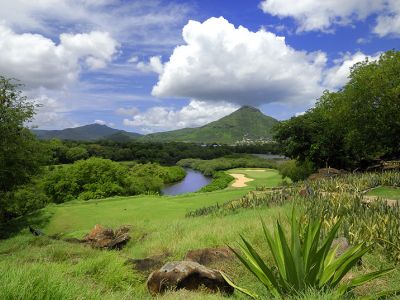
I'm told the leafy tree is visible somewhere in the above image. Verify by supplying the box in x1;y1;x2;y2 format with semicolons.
274;50;400;169
278;160;314;182
65;146;89;162
0;77;48;221
42;158;183;203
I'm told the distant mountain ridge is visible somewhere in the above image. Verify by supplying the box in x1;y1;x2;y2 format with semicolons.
140;106;278;144
33;106;279;144
33;124;142;141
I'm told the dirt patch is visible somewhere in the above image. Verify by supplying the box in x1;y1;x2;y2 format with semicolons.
229;173;254;187
362;195;398;207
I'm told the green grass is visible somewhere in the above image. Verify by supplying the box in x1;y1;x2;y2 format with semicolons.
366;186;400;200
1;170;398;299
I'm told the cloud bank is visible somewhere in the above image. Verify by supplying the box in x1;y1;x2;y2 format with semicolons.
0;24;118;90
122;100;238;132
259;0;400;36
149;17;378;109
152;17;327;107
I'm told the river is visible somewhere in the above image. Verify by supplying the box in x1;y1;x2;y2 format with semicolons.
161;168;211;195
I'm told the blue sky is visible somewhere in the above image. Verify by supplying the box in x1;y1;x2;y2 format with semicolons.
0;0;399;133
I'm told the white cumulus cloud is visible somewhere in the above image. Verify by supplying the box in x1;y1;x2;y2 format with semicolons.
29;94;79;129
374;0;400;36
123;100;238;132
323;51;381;90
259;0;384;32
259;0;400;36
94;119;114;127
115;107;140;116
136;56;164;74
152;17;327;107
0;24;118;89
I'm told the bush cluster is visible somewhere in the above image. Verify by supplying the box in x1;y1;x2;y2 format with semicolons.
198;172;234;192
277;159;314;182
178;154;277;176
43;158;185;203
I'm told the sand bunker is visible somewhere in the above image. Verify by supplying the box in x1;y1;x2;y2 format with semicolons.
230;173;254;188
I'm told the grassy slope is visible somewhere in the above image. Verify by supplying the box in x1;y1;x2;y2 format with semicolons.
366;186;400;200
0;169;287;300
2;169;399;299
141;106;279;144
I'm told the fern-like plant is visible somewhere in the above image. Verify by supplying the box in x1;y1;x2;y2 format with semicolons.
222;211;394;299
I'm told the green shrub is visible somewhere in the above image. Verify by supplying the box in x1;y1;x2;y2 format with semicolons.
0;183;50;219
178;155;277;176
199;172;234;192
222;212;395;299
130;163;186;184
278;160;314;182
43;158;170;203
65;146;89;162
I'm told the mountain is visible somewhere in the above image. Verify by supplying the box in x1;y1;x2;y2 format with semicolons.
140;106;279;144
33;124;142;141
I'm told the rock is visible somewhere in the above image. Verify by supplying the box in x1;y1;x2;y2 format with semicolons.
82;224;131;250
184;247;235;266
28;225;45;236
331;237;350;258
125;253;169;273
147;261;234;296
299;185;314;198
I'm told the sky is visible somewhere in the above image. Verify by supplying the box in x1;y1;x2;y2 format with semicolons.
0;0;399;133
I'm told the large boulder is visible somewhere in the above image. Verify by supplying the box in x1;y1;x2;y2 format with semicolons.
82;224;131;250
147;261;234;296
184;247;235;267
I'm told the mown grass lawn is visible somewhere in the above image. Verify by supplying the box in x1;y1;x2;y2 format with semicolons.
366;186;400;200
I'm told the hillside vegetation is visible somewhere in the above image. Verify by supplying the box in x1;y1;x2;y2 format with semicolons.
33;106;279;145
177;155;278;176
141;106;279;144
34;124;142;141
2;171;400;299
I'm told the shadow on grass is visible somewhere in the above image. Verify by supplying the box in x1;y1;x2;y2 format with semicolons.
0;210;52;240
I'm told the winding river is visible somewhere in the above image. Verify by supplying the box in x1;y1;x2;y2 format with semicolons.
161;168;211;195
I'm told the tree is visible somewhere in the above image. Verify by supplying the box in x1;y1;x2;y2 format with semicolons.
0;76;48;221
274;50;400;169
65;146;89;162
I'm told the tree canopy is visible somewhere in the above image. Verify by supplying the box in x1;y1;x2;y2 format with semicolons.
274;50;400;169
0;76;48;220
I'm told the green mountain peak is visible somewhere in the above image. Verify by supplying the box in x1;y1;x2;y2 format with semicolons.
142;106;279;144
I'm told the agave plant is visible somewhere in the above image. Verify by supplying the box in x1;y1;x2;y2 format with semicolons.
222;211;394;299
